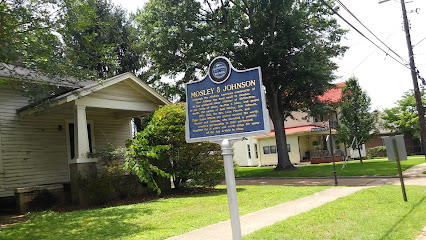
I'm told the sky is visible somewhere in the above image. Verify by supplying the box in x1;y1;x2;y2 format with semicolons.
111;0;426;111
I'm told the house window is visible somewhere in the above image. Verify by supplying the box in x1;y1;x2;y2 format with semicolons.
67;122;94;160
287;144;291;152
314;115;326;122
247;144;251;159
263;146;270;154
254;143;258;158
263;145;277;154
270;145;277;154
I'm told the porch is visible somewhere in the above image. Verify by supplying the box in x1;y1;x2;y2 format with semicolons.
13;73;170;207
297;132;345;164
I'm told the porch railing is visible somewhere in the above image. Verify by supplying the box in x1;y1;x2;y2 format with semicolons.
311;149;344;158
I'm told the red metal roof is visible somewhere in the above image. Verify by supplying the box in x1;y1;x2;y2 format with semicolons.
255;125;330;138
318;82;345;103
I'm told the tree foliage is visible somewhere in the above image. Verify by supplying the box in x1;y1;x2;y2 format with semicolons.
59;0;144;78
135;0;347;170
381;87;426;138
125;103;224;192
0;0;64;72
337;77;378;153
1;0;143;81
1;0;144;105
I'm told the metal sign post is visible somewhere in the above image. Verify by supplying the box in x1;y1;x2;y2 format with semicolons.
327;115;338;186
382;135;408;202
185;57;270;240
392;138;408;201
220;139;242;240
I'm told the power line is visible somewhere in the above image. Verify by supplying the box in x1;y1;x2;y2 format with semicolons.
341;34;393;79
319;0;410;70
335;0;407;64
413;36;426;47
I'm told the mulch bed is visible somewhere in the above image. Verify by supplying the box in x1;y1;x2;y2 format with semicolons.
0;187;222;229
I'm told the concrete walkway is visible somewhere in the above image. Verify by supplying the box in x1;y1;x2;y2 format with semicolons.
167;163;426;240
236;162;426;187
167;187;369;240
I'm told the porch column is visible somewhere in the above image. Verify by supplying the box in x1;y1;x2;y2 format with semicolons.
69;104;97;205
74;105;90;160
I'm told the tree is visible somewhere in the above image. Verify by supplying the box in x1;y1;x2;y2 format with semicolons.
135;0;346;170
1;0;144;104
0;0;64;72
59;0;144;78
125;103;224;191
337;77;378;163
382;87;426;142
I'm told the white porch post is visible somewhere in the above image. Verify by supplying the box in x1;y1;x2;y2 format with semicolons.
69;104;97;205
74;105;90;161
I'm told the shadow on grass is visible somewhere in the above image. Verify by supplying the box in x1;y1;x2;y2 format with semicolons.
379;195;426;240
1;205;159;240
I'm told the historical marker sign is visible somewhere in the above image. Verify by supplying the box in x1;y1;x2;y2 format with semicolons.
185;57;270;143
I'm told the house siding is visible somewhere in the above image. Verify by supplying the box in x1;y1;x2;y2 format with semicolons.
0;86;69;197
258;137;278;166
233;138;261;167
287;135;300;163
0;86;134;198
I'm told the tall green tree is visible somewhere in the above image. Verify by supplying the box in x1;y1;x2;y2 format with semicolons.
59;0;143;78
1;0;144;104
0;0;64;72
135;0;346;170
382;87;426;141
337;77;378;163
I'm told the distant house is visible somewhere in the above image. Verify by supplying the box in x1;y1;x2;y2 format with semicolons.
365;128;422;156
0;64;170;211
233;82;366;166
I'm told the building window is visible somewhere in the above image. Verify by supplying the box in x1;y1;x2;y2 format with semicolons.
270;145;277;154
263;145;277;154
247;144;251;159
254;143;258;158
67;122;94;160
287;144;291;152
263;146;270;154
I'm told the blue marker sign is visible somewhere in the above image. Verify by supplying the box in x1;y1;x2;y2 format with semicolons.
186;57;271;143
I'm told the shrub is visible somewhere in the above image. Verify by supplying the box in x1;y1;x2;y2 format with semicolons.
367;146;387;159
125;103;225;192
79;144;143;204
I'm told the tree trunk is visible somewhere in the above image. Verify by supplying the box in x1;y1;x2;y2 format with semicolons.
173;177;181;189
357;146;363;163
266;84;297;171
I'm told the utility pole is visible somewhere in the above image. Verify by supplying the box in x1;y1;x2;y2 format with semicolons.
399;0;426;161
381;0;426;160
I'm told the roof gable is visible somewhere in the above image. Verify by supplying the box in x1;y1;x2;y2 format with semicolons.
17;72;170;115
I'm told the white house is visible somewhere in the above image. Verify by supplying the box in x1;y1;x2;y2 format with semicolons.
233;83;352;166
0;64;170;210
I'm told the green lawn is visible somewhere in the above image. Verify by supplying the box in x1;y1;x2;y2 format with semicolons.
245;185;426;240
236;155;426;178
0;185;329;240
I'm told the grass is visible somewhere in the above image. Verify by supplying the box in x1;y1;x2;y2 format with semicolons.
244;185;426;240
0;185;329;240
236;155;426;178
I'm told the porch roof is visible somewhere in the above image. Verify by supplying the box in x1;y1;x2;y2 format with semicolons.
17;72;171;116
255;125;336;139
